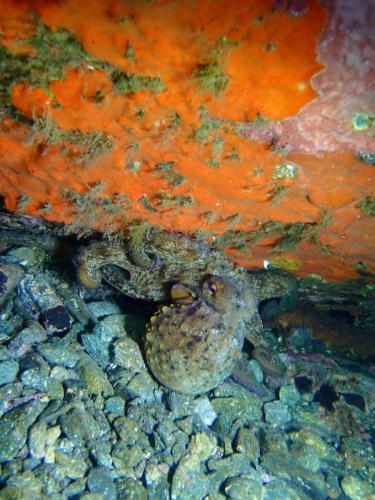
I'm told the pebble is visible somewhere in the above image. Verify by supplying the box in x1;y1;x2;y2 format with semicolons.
105;396;125;416
93;314;126;340
114;336;147;372
8;321;47;359
171;434;214;500
87;468;116;500
340;475;373;500
234;427;260;463
0;262;24;307
0;359;19;385
279;384;301;405
60;409;102;443
116;477;147;499
211;395;263;426
90;441;113;469
224;476;262;499
86;301;122;319
81;332;110;367
55;451;88;479
38;342;80;368
264;401;291;426
0;398;48;463
78;352;113;396
262;479;311;500
125;371;158;401
192;397;217;426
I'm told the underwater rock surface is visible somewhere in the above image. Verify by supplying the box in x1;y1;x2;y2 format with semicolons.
0;233;374;498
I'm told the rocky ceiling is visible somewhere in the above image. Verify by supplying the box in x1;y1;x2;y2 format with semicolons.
0;0;374;282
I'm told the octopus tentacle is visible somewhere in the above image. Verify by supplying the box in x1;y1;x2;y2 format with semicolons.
75;241;164;299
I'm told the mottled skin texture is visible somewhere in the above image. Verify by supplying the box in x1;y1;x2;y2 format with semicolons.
145;276;251;394
76;226;297;394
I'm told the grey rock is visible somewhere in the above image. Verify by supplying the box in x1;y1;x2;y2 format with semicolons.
264;401;291;426
81;332;110;367
21;367;49;392
145;462;170;499
29;421;60;462
261;451;327;499
0;261;24;307
233;428;260;464
93;314;126;340
113;336;147;372
6;246;46;269
8;322;47;359
55;451;88;479
192;397;217;427
112;416;149;448
78;352;113;396
224;476;262;499
90;440;113;469
60;409;102;443
105;396;125;416
0;398;48;463
171;433;217;499
0;382;23;416
171;457;209;500
63;478;87;497
38;342;80;368
116;477;147;499
262;479;312;500
2;470;44;498
125;372;158;401
207;452;252;475
87;468;116;500
279;384;301;405
0;359;19;386
340;475;374;500
86;301;122;319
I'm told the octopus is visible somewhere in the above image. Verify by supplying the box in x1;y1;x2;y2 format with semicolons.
75;225;297;394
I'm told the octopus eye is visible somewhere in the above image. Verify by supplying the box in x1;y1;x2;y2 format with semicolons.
207;282;217;295
203;276;225;298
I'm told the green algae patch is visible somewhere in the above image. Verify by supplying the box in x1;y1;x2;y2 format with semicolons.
194;106;222;143
31;112;113;164
0;45;33;122
212;229;249;253
27;17;108;89
195;62;229;95
1;17;108;120
62;183;131;237
351;112;374;131
154;193;194;211
357;196;375;217
268;185;289;206
250;220;318;252
251;211;331;253
272;163;298;180
155;162;186;187
194;36;237;96
269;256;302;272
355;152;375;166
111;71;165;94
